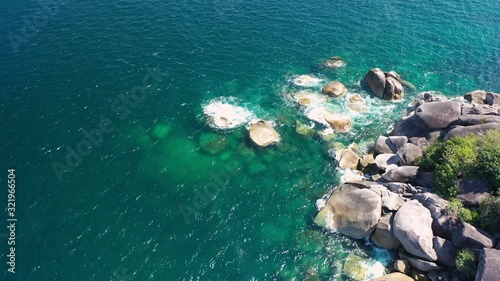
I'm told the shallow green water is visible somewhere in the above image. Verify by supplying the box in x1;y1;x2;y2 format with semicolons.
0;0;499;280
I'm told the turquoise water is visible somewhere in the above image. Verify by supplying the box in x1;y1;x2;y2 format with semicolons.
1;0;499;280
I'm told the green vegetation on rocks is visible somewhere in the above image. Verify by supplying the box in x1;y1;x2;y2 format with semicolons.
478;197;500;235
418;130;500;198
446;198;478;224
455;248;477;281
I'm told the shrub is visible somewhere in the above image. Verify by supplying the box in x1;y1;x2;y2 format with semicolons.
446;198;478;224
478;197;500;235
419;130;500;197
456;248;477;280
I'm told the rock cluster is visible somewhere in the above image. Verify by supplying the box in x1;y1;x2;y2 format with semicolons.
314;93;500;281
364;68;405;100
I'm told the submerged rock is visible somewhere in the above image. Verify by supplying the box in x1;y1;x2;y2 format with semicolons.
249;121;280;147
343;254;368;281
297;230;326;253
292;90;328;107
153;124;172;139
295;120;315;138
347;94;370;112
293;75;324;87
324;56;347;69
322;81;346;98
199;133;227;155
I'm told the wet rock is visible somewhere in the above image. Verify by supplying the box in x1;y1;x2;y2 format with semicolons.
456;179;492;207
433;236;458;267
394;260;411;275
443;122;500;141
365;68;386;98
322;81;346;98
347;94;370;112
372;272;414;281
475;248;500;281
323;112;353;132
414;101;461;130
337;148;360;170
365;68;405;100
384;77;405;100
204;100;253;129
375;153;401;170
382;166;419;183
397;143;423;166
393;200;437;261
321;183;382;239
343;254;369;281
452;222;495;251
371;213;402;249
324;56;347;69
293;75;323;87
293;90;328;107
375;136;409;154
249;121;280;147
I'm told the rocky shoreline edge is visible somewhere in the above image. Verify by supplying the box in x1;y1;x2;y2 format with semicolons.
314;86;500;281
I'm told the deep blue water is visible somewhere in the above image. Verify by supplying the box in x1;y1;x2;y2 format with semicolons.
0;0;499;280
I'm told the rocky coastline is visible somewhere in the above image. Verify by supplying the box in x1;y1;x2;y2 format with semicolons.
315;76;500;281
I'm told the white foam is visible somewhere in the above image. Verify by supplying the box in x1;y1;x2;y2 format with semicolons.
292;75;324;87
203;98;254;130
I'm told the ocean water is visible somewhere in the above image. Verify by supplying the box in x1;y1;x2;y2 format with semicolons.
0;0;499;280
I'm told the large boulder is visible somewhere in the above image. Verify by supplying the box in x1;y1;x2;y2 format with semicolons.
364;68;405;100
457;179;492;207
414;101;461;130
475;248;500;281
322;81;347;98
375;153;401;170
249;121;280;147
458;115;500;125
384;77;405;100
444;123;500;141
365;68;386;98
464;90;488;104
397;143;422;166
412;193;459;240
393;200;437;261
372;272;414;281
371;213;402;249
433;236;459;267
464;90;500;106
461;103;499;116
375;136;409;154
337;148;360;170
452;222;496;251
382;166;419;183
321;183;382;239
